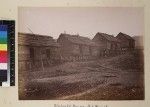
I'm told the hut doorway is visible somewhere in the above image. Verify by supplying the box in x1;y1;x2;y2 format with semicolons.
30;48;34;59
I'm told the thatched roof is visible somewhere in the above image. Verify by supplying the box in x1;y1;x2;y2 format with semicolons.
95;32;120;42
18;32;60;47
58;33;99;46
117;32;135;40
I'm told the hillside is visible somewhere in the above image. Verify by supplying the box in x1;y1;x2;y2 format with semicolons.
19;50;144;100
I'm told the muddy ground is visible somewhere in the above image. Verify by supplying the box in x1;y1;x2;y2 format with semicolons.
19;50;144;100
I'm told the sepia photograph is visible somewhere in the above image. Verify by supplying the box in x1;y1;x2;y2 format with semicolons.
18;7;144;100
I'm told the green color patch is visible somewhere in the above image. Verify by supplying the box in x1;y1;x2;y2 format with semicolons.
0;38;7;44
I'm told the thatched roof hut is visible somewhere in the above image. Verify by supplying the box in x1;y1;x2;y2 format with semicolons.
18;32;59;47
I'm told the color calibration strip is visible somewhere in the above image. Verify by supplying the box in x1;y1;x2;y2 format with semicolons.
0;25;8;86
0;20;15;87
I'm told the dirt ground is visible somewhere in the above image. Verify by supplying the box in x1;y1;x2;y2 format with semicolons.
19;50;144;100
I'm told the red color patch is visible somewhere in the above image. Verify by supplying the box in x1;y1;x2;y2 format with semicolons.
0;51;7;63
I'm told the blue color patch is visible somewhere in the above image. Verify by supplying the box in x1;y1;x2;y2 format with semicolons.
0;31;7;38
0;25;7;31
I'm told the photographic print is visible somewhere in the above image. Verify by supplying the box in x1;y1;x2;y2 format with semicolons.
18;7;144;100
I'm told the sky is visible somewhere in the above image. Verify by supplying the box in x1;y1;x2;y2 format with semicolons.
18;7;144;39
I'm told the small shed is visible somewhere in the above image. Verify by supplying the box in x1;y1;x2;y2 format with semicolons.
116;32;135;50
92;32;121;56
18;32;60;71
57;33;99;61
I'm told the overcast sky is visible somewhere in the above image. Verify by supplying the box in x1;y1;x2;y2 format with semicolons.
19;7;144;39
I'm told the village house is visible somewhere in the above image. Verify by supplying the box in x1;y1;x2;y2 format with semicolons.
116;32;135;50
57;33;100;61
92;32;121;56
18;32;60;72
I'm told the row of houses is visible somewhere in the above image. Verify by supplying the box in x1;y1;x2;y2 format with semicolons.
18;32;135;71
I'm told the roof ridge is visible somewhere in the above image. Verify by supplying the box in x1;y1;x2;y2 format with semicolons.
96;32;120;42
18;32;53;38
118;32;134;40
60;33;99;46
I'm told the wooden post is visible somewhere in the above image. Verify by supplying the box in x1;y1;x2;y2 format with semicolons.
41;52;44;72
